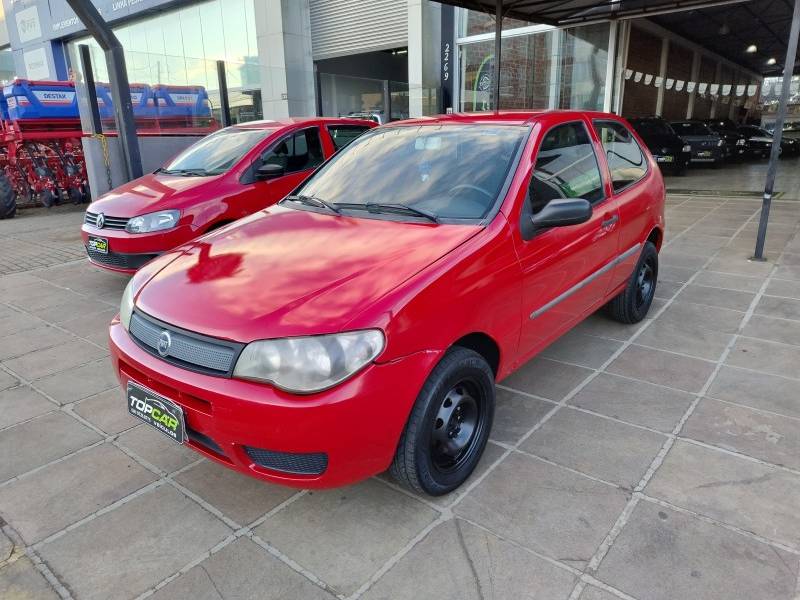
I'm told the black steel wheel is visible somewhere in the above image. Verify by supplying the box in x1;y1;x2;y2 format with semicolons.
606;241;659;324
390;347;495;496
0;174;16;219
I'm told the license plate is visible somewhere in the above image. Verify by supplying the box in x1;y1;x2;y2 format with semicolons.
88;236;108;254
656;155;674;163
127;381;186;444
698;151;712;157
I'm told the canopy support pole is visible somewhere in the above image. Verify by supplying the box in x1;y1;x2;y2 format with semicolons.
753;0;800;260
67;0;142;181
493;0;503;110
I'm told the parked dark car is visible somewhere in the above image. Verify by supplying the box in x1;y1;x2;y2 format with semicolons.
628;117;692;175
737;125;775;158
670;121;726;167
705;119;747;160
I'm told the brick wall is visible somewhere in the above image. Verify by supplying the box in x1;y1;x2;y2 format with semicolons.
661;43;693;120
622;25;661;117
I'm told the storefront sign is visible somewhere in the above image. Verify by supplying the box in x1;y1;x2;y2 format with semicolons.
440;5;454;112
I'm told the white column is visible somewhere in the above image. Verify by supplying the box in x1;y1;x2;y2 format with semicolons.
710;61;722;118
255;0;316;119
655;37;669;116
408;0;424;117
603;21;618;113
686;50;699;118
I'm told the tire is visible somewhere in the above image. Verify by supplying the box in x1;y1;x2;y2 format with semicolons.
606;241;659;324
68;187;83;205
390;347;495;496
40;189;56;208
0;175;16;219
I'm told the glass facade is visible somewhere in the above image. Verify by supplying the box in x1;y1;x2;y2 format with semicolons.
0;49;15;84
66;0;262;124
457;18;611;113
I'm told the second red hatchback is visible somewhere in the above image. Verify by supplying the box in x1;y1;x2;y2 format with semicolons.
81;117;375;273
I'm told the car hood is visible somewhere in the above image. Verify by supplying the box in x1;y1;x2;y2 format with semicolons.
637;132;684;151
88;173;220;218
134;206;481;342
747;135;773;143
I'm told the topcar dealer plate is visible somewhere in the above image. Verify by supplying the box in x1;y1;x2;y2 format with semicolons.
127;381;186;443
87;236;109;254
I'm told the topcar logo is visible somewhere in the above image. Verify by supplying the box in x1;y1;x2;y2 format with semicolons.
129;396;179;434
157;331;172;357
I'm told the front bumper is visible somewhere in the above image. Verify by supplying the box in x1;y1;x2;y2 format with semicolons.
109;321;441;488
689;146;723;163
81;224;196;274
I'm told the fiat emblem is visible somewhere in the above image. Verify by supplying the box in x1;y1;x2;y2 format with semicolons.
96;213;105;229
157;331;172;357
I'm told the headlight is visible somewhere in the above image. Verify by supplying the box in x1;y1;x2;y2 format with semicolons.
682;144;692;153
120;278;135;330
233;330;385;393
736;138;746;146
126;210;180;233
717;139;725;147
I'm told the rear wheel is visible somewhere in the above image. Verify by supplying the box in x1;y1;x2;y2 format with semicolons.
0;175;16;219
606;241;658;324
40;189;57;208
390;347;495;496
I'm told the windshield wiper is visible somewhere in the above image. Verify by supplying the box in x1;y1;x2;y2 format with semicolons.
159;168;212;176
283;194;341;214
365;203;439;224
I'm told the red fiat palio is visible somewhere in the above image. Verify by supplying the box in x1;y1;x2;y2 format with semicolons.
110;111;665;496
81;117;376;273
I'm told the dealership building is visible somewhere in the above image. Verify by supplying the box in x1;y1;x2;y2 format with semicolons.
0;0;791;126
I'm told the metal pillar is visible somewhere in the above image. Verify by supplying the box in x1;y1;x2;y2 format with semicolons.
78;45;102;134
753;0;800;260
216;60;231;127
493;0;503;110
66;0;143;181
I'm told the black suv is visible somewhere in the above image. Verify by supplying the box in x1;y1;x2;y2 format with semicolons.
628;116;692;175
705;119;746;160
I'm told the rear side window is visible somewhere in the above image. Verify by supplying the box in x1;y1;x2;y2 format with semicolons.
261;127;324;173
530;121;604;214
593;120;647;192
327;125;371;151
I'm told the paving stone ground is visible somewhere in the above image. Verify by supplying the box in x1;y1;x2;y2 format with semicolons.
1;192;799;600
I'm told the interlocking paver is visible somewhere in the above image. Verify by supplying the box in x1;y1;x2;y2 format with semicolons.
501;357;593;401
455;452;629;567
38;485;231;600
73;388;139;435
708;365;800;417
646;441;800;548
148;538;335;600
0;411;101;481
0;443;156;543
634;318;733;360
597;500;798;600
0;385;54;429
568;373;694;432
174;460;296;525
521;409;666;488
2;339;106;381
364;519;576;600
0;556;60;600
725;337;800;380
255;479;438;595
683;398;800;471
117;424;198;473
607;344;716;393
742;313;800;346
33;358;118;405
540;331;624;369
491;387;553;444
755;295;800;320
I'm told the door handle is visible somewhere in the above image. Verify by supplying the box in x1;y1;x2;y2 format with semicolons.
601;215;619;228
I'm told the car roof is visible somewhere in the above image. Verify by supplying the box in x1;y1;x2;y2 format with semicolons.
388;110;630;127
230;117;377;131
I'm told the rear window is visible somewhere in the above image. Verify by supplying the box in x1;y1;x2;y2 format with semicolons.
594;120;648;193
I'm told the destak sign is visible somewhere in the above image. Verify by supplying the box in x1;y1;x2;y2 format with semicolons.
440;5;455;112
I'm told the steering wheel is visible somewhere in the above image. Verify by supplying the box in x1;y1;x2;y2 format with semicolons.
447;183;494;200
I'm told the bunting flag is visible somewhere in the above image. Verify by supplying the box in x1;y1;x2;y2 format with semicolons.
710;84;719;95
675;80;685;92
625;68;633;80
736;85;745;97
655;76;663;88
747;84;757;97
665;78;674;90
762;80;772;95
644;74;653;85
722;84;731;96
698;83;707;94
623;69;772;105
634;71;643;82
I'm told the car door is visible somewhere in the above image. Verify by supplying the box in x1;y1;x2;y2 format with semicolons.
514;119;621;360
592;119;654;292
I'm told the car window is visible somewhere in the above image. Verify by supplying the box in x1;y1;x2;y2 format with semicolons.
328;125;371;151
593;120;647;193
261;127;324;174
163;127;274;175
529;122;604;214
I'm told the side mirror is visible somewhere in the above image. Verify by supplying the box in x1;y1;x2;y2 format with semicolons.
531;198;593;231
256;163;285;180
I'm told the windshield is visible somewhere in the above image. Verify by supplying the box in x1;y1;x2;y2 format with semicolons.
672;122;711;136
162;127;274;175
631;120;673;136
294;124;527;221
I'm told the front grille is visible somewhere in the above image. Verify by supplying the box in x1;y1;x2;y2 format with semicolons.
244;446;328;476
85;211;129;230
85;246;157;270
128;310;244;376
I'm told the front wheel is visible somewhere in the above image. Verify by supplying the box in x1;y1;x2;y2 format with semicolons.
390;347;495;496
606;241;658;324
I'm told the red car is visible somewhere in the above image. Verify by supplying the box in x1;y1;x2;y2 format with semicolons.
81;117;376;273
110;111;665;495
